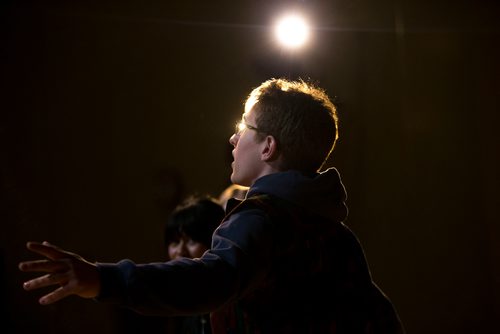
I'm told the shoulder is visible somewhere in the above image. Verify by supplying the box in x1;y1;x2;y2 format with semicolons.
212;195;278;252
210;196;276;273
219;196;273;233
227;194;285;216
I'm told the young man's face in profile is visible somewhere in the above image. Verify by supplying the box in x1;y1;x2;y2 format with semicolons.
229;107;266;187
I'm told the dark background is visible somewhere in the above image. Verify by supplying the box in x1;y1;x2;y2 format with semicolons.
1;0;499;333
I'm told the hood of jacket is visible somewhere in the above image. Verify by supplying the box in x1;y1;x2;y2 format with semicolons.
247;167;348;222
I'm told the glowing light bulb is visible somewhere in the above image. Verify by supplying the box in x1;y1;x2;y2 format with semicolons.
275;15;310;49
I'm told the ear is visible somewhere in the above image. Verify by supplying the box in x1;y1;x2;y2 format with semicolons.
260;135;280;162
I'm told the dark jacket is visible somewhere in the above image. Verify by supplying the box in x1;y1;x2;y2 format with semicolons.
97;168;404;333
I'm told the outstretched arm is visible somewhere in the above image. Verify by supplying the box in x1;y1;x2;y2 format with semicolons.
18;241;100;305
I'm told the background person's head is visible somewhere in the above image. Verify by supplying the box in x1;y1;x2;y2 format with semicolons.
218;184;248;210
247;78;338;173
164;196;224;260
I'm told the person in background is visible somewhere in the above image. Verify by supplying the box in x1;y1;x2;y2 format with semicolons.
164;196;225;334
218;184;248;210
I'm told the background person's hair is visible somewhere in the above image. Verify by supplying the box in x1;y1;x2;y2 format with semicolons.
164;196;225;248
247;78;338;173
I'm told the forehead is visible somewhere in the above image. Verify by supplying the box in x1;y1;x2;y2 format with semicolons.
241;104;258;122
245;94;258;113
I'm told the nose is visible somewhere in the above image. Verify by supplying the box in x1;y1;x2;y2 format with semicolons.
229;133;239;147
173;241;189;259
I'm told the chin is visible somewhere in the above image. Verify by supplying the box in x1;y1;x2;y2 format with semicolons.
230;174;244;187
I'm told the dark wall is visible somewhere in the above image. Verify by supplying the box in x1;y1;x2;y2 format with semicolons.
1;1;499;333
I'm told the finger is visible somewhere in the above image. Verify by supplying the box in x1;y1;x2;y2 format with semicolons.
26;241;68;261
19;260;68;273
23;272;67;291
39;284;73;305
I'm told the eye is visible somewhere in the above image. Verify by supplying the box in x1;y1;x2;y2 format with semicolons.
168;238;181;247
238;122;246;132
187;239;198;247
235;121;246;134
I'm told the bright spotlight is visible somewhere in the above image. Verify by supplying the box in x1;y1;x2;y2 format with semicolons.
274;14;310;49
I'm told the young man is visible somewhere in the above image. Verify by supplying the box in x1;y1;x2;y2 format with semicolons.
19;78;404;333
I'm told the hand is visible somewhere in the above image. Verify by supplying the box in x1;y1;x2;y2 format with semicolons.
18;241;101;305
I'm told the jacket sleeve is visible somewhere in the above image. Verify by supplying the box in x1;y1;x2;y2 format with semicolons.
96;206;274;316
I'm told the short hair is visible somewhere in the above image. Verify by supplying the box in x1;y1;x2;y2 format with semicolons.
246;78;338;173
164;196;225;248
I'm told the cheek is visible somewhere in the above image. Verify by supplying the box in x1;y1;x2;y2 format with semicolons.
234;136;248;154
168;245;178;260
234;141;250;164
188;244;209;258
